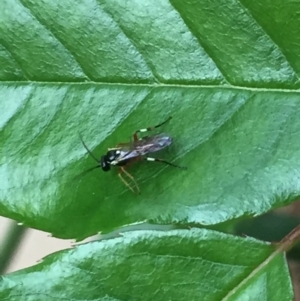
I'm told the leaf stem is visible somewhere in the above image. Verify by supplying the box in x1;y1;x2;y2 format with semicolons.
277;224;300;253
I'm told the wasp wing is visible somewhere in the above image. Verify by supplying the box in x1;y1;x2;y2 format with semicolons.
115;133;172;163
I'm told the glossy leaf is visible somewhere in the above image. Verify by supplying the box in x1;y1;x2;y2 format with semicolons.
0;229;293;301
1;0;300;240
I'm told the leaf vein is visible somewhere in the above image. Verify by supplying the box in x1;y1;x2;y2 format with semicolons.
0;40;29;80
17;0;93;82
13;90;67;159
0;88;33;133
236;0;300;82
221;245;281;300
168;0;230;84
149;95;250;181
95;0;161;84
1;81;300;93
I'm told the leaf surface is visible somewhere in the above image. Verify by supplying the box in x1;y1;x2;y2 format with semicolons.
0;0;300;239
0;229;293;301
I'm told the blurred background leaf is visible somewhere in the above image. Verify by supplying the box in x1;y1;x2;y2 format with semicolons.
0;229;293;301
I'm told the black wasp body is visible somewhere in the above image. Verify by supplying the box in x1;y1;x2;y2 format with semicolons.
80;117;186;193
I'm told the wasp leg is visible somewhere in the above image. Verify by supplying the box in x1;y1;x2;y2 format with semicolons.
122;167;140;193
146;157;187;169
118;171;135;194
133;116;172;141
118;167;140;194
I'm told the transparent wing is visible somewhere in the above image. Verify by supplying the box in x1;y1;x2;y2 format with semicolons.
115;133;172;163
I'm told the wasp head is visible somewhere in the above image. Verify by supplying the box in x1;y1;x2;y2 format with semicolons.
100;150;121;171
100;155;110;171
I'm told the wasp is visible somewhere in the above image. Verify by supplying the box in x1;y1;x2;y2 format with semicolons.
80;116;186;194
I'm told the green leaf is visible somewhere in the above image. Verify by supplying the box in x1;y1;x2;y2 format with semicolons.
1;0;300;240
0;229;293;301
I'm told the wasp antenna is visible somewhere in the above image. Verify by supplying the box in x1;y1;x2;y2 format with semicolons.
74;165;100;181
79;134;99;163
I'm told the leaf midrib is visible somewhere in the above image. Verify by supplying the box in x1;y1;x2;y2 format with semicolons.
1;81;299;93
221;245;283;301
